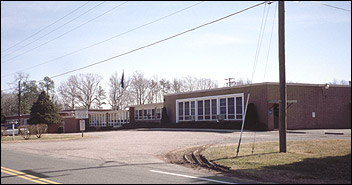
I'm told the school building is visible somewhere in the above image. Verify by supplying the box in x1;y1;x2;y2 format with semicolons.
4;82;350;132
161;82;351;130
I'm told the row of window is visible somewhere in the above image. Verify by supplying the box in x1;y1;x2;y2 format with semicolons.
89;111;129;127
176;94;244;122
135;108;162;120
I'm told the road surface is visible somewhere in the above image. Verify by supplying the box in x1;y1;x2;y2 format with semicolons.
1;128;350;184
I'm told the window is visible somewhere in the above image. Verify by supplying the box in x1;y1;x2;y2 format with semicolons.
236;97;243;119
176;93;244;123
198;100;203;120
156;108;161;119
204;100;210;120
179;102;184;121
138;110;143;120
151;109;155;120
211;99;217;120
144;110;148;120
135;110;138;120
184;102;190;120
228;98;235;119
191;101;195;120
147;109;152;119
220;98;226;117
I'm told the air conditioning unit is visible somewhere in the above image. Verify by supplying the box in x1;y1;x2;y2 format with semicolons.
217;115;225;120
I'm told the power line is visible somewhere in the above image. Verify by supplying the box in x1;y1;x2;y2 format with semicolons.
1;1;204;78
1;1;106;62
263;2;278;81
1;1;91;53
236;1;274;157
310;1;351;12
2;1;127;64
49;1;267;80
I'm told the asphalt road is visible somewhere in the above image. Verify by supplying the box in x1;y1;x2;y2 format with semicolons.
1;128;350;184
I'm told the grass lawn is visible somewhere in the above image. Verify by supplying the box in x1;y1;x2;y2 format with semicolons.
202;139;351;184
1;133;94;142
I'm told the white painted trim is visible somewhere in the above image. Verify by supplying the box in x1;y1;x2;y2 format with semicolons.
176;93;244;123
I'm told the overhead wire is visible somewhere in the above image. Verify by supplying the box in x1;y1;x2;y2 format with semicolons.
310;1;351;12
1;1;106;62
44;1;268;79
1;1;267;94
236;1;274;157
1;1;91;53
263;2;278;81
2;1;128;64
1;1;204;79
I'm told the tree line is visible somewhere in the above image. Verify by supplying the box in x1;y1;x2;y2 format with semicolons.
1;71;349;118
1;71;222;116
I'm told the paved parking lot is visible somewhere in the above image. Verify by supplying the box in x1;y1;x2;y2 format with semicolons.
2;128;350;165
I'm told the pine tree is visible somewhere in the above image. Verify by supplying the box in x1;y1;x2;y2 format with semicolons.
28;91;62;125
1;107;6;123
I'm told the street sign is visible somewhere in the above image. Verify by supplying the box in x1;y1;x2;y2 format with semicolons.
75;110;88;119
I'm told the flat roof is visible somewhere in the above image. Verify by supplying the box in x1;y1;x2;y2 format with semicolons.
164;82;351;97
130;103;164;109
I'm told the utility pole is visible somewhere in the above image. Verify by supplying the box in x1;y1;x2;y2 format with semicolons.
278;1;287;153
18;80;21;126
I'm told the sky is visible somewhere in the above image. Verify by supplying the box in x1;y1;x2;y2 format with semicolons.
1;1;351;92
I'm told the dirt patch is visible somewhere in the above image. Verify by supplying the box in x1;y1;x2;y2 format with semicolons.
160;145;259;183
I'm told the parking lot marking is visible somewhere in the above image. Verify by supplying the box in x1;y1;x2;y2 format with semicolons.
1;166;61;184
150;169;237;184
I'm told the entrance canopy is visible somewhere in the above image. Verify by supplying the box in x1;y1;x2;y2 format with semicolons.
268;100;297;109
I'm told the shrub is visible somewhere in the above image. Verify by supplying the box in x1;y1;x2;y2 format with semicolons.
35;124;48;138
161;107;169;126
245;103;267;131
1;126;6;138
18;125;36;140
58;126;64;133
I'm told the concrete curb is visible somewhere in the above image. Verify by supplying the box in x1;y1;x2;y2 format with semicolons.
324;132;344;135
286;131;306;134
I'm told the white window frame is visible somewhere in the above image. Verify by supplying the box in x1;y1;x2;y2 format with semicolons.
176;93;244;123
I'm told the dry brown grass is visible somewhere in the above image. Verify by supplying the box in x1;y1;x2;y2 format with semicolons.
202;139;351;184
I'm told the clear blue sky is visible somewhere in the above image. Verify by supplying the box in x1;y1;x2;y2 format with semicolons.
1;1;351;92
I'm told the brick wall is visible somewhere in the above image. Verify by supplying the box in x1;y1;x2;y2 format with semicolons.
164;83;351;130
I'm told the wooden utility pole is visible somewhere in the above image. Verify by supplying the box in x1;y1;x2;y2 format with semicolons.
278;1;287;153
18;81;21;125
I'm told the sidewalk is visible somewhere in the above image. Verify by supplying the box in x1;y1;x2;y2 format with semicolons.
286;129;351;135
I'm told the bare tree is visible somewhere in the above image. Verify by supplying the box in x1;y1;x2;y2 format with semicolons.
75;73;103;109
183;76;196;92
170;78;185;94
57;75;79;110
8;72;29;93
147;75;162;104
159;78;172;95
5;72;37;115
234;77;251;86
182;76;218;92
330;78;349;85
130;71;150;105
169;76;218;94
108;72;131;110
1;91;17;116
93;85;106;109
